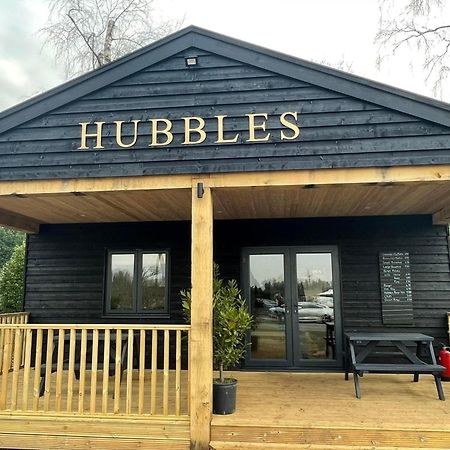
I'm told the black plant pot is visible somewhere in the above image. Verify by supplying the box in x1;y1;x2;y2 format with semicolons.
213;378;237;415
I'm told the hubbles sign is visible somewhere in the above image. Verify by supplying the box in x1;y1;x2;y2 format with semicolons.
78;112;300;149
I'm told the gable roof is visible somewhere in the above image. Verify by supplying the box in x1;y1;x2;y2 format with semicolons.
1;25;450;135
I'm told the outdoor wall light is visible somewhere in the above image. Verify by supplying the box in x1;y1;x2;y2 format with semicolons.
197;182;204;198
185;56;198;67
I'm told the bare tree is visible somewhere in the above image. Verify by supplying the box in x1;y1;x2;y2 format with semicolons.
40;0;182;78
315;58;354;74
376;0;450;97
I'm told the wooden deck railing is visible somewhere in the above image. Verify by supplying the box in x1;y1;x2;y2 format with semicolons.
0;313;29;373
0;324;190;417
0;313;29;325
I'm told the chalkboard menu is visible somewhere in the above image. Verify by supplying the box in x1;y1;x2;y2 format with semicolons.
379;252;413;325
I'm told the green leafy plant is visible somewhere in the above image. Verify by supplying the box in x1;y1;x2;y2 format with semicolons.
0;227;24;269
0;242;25;313
181;264;253;383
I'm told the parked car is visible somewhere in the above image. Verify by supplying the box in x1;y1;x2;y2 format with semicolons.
298;302;333;323
267;302;333;323
318;288;333;297
267;306;285;322
317;289;334;307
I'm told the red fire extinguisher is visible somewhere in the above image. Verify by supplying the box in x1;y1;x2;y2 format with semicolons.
439;346;450;381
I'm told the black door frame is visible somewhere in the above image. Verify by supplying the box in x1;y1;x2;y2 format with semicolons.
241;245;343;370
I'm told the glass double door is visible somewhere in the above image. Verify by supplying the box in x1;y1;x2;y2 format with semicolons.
243;247;342;369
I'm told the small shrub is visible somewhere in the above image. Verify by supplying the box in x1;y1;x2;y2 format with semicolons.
181;264;253;383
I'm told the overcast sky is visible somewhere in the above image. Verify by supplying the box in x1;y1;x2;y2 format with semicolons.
1;0;449;113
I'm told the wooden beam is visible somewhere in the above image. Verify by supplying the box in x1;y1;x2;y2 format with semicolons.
0;207;40;233
1;165;450;197
190;182;213;450
0;174;193;196
433;206;450;225
205;165;450;189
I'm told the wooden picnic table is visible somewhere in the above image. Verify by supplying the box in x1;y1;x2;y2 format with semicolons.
344;332;446;400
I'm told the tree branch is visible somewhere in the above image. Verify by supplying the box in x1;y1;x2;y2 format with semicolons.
376;0;450;98
40;0;180;78
67;8;102;67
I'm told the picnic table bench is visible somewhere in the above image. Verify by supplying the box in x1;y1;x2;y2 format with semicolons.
344;332;446;400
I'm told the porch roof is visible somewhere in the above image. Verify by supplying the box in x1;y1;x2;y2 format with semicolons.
1;166;450;233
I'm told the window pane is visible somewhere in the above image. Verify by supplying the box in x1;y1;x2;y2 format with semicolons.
110;254;134;311
296;253;334;360
142;253;166;311
249;254;286;360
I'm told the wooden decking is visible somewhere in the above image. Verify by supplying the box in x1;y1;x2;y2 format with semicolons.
1;370;450;448
211;371;450;449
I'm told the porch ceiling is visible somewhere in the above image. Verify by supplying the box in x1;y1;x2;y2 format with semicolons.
1;179;450;233
213;181;450;221
0;189;192;229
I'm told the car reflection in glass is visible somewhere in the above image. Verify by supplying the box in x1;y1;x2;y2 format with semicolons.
297;302;333;322
268;302;333;323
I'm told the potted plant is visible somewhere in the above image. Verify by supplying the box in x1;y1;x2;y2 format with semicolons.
180;264;252;414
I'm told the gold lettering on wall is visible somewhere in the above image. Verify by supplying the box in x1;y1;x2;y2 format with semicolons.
114;120;140;148
246;113;270;142
215;115;239;144
150;119;174;146
183;117;207;145
78;111;301;149
280;112;300;140
78;122;105;149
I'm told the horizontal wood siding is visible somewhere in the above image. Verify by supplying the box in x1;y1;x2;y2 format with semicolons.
1;49;450;180
213;216;450;343
25;216;450;344
25;222;190;324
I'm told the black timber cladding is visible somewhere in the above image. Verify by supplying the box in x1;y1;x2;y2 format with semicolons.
0;27;450;180
24;216;450;344
25;221;190;324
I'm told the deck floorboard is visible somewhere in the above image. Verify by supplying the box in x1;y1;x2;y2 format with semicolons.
211;371;450;449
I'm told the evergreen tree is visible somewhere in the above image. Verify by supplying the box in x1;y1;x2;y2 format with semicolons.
0;242;25;313
0;227;24;268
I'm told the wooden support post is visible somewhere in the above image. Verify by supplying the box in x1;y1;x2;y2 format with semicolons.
190;183;213;450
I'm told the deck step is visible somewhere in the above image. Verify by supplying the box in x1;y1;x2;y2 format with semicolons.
0;414;190;449
210;443;431;450
2;435;190;450
211;424;450;449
